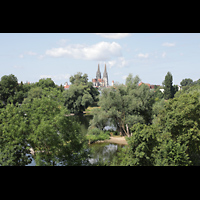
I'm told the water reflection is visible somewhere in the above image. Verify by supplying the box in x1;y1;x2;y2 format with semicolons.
26;114;121;166
88;142;124;165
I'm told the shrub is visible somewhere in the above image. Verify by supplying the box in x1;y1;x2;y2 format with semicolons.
87;128;110;144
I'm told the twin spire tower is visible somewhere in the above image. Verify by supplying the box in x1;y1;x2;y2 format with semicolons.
92;64;109;88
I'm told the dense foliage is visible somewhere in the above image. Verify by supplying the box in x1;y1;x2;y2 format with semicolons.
63;72;99;114
0;73;95;166
1;71;200;166
89;74;156;137
112;85;200;166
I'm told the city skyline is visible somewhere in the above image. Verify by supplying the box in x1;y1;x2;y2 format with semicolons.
1;33;200;86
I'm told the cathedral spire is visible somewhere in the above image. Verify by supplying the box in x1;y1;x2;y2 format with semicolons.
103;64;109;87
96;64;101;79
103;64;107;77
98;64;100;72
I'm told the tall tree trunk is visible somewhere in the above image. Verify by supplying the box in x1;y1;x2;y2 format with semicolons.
119;126;122;136
126;124;130;137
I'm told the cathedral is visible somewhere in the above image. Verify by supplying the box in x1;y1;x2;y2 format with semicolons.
92;64;109;88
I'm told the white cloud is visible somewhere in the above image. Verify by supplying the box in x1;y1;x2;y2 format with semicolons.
45;41;122;61
40;74;71;81
137;53;149;58
13;65;23;69
27;51;37;56
38;54;45;60
57;39;69;46
107;57;129;69
122;75;128;80
19;54;24;58
108;60;116;68
19;51;37;58
162;52;166;58
162;42;175;47
118;57;129;68
95;33;131;39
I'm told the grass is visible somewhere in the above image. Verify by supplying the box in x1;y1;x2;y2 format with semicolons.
84;106;100;115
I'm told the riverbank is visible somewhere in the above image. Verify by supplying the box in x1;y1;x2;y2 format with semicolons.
96;136;128;145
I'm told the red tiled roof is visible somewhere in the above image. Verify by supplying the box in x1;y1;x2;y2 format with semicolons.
139;82;160;89
138;82;143;86
139;82;150;87
92;79;97;82
64;85;70;89
98;79;103;82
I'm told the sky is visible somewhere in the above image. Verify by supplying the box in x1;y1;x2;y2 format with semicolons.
1;33;200;86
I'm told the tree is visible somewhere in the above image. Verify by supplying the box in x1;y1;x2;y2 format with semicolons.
23;87;43;104
0;75;34;106
0;74;18;105
23;86;64;105
113;90;200;166
21;96;89;166
125;73;140;92
0;94;89;166
163;72;173;100
0;104;31;166
69;72;88;85
180;78;193;87
63;73;99;114
35;78;56;90
89;74;155;137
157;92;200;165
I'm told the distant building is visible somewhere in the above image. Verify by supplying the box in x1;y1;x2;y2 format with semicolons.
64;82;70;90
112;80;114;86
139;82;161;89
160;89;164;93
92;64;109;88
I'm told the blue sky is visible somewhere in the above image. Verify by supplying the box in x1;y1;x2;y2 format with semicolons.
1;33;200;86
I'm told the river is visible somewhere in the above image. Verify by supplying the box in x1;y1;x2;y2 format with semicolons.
27;114;124;166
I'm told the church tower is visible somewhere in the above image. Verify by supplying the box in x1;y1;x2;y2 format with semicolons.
103;64;109;87
96;64;101;80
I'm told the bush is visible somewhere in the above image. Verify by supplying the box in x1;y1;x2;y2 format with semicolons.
87;128;110;144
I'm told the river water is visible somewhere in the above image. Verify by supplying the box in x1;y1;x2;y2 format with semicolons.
27;114;124;166
88;142;124;165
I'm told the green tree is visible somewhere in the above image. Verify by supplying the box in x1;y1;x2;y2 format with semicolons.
23;86;64;105
86;127;110;144
0;74;18;105
21;96;89;166
163;72;173;100
113;90;200;166
0;104;31;166
157;92;200;165
23;87;43;104
0;95;89;166
70;72;88;85
125;74;141;92
180;78;193;87
89;74;155;137
35;78;56;90
63;73;99;114
153;87;164;101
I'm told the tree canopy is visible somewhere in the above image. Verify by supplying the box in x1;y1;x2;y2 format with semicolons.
0;74;19;105
89;74;155;137
0;74;90;166
163;71;173;100
112;87;200;166
63;72;99;114
180;78;193;87
0;96;89;166
2;72;200;166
